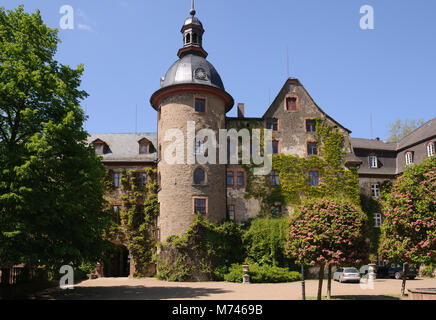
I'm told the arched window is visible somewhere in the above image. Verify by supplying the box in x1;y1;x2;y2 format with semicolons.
185;33;191;44
193;168;206;185
427;142;435;158
193;33;198;44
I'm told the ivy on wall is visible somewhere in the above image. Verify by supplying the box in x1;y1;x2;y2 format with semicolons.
241;118;361;214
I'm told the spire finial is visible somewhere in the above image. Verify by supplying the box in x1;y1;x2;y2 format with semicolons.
190;0;196;16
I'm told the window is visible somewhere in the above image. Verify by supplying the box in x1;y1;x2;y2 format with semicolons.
185;33;191;44
195;139;205;155
193;197;207;215
266;119;279;131
371;184;380;198
309;170;319;186
113;206;122;225
237;171;245;187
272;140;280;154
427;142;435;157
195;97;206;113
227;171;234;186
139;143;148;155
194;168;206;185
139;173;147;187
228;205;236;221
374;213;382;228
95;143;104;155
306;120;317;132
114;173;121;188
369;156;378;168
193;33;198;44
270;171;280;186
286;97;297;111
405;152;414;166
307;142;318;156
271;205;282;217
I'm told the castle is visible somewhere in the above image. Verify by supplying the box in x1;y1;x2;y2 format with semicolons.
88;7;436;277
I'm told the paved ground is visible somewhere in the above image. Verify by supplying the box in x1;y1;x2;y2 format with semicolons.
33;277;436;300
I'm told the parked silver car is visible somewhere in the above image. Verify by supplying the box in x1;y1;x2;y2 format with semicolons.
333;267;361;283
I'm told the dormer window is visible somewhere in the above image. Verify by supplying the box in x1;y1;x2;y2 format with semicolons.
139;138;154;155
369;155;378;168
427;142;435;158
93;139;106;155
405;152;414;166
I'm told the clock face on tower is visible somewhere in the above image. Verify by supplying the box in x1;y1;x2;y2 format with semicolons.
194;67;207;80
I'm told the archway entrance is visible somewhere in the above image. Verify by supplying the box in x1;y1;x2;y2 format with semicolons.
103;245;130;278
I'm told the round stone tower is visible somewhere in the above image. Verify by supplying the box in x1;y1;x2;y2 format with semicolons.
150;5;234;242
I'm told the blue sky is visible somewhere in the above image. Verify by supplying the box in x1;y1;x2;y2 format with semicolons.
3;0;436;139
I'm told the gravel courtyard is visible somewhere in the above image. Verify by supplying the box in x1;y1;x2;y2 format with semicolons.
34;277;436;300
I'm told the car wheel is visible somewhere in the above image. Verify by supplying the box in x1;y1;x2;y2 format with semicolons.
394;272;402;280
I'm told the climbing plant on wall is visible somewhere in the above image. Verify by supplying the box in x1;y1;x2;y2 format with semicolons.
119;168;159;276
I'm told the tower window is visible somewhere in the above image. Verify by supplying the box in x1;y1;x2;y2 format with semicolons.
193;33;198;44
194;168;206;185
193;197;208;215
309;170;319;186
194;97;206;113
307;142;318;156
185;33;191;44
286;97;298;111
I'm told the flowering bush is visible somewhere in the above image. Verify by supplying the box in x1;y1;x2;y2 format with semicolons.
285;198;369;267
379;157;436;266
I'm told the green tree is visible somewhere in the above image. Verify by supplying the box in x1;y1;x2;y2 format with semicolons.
387;119;425;142
379;157;436;296
0;6;109;271
286;198;368;300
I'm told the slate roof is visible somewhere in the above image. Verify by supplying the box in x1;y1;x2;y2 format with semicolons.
397;117;436;150
87;133;158;162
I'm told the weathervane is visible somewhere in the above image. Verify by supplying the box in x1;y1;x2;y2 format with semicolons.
190;0;196;16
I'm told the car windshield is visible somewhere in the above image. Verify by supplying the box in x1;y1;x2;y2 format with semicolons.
344;268;358;273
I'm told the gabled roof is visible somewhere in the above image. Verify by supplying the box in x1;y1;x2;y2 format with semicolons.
350;138;397;151
87;133;157;162
262;78;352;133
397;117;436;151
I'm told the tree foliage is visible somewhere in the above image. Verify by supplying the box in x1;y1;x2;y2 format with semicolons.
387;119;425;143
379;157;436;265
0;6;109;269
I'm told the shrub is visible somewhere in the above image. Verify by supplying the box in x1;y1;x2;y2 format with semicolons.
224;264;301;283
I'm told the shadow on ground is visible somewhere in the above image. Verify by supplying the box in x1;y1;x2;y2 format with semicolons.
35;285;232;300
330;295;401;300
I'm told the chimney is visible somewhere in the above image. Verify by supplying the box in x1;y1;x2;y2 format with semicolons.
237;103;245;118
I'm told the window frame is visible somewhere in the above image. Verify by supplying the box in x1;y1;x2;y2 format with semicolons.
307;141;318;156
272;139;281;155
405;151;414;166
369;155;378;169
284;94;299;112
193;167;207;185
374;213;382;228
270;171;280;186
305;119;317;133
427;142;435;158
227;169;246;188
227;204;236;221
309;169;319;186
192;197;208;216
193;95;207;114
114;172;121;188
265;118;279;132
371;183;380;198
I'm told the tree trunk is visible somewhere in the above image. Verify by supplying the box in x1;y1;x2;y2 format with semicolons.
401;271;407;297
317;264;325;300
327;264;332;300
